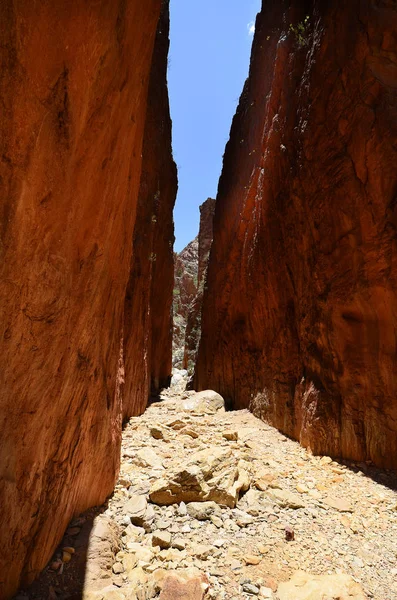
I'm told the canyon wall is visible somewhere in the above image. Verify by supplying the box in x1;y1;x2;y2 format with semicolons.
173;237;199;367
0;1;162;597
184;198;216;371
196;0;397;469
123;0;177;418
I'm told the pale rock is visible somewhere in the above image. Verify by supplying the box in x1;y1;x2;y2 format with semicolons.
182;390;225;414
244;555;261;565
192;544;213;560
259;587;274;599
149;447;251;507
172;537;186;550
210;515;223;528
277;571;366;599
112;562;124;574
267;489;305;509
187;501;219;520
323;496;353;513
242;583;259;595
135;447;164;468
152;530;172;549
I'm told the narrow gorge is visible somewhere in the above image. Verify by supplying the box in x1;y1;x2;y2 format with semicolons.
0;1;396;600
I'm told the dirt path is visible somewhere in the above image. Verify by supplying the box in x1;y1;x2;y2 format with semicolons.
17;385;397;600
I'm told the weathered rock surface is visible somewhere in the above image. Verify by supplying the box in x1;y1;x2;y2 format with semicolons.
196;1;397;469
277;571;366;600
183;198;215;372
123;0;177;419
173;237;199;367
0;1;163;597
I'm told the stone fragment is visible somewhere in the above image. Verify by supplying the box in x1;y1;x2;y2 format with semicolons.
159;569;209;600
268;489;305;509
223;431;238;441
167;419;187;431
122;554;138;578
244;555;261;565
124;495;154;531
152;530;172;549
285;526;295;541
62;551;72;563
172;537;186;550
323;496;353;513
183;428;200;439
187;501;218;520
112;562;124;574
150;427;166;440
192;544;213;560
242;582;259;595
277;571;366;599
182;390;225;414
135;448;164;469
259;587;274;599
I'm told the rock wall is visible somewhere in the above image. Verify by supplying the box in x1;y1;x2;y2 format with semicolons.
196;0;397;469
123;0;177;418
173;238;199;367
183;198;216;371
0;1;161;597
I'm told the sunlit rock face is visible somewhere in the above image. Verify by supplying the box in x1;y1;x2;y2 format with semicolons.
196;0;397;469
0;1;161;596
173;238;199;367
123;0;177;419
183;198;216;372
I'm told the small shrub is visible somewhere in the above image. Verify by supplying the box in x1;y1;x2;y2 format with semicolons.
289;15;310;47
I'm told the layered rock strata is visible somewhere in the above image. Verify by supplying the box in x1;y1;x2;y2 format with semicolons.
196;0;397;469
123;0;177;418
0;1;162;596
183;198;215;371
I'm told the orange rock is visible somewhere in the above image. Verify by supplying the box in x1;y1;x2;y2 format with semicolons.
195;0;397;470
123;0;177;419
0;1;164;597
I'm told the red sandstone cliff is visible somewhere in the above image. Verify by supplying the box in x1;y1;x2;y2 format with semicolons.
183;198;216;371
196;0;397;469
123;0;177;418
0;2;161;597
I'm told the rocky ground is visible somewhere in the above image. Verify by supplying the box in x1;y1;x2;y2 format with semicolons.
15;380;397;600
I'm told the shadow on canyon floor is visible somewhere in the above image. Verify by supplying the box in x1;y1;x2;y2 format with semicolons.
13;503;109;600
335;458;397;494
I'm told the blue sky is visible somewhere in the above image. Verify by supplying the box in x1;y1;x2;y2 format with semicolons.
168;0;262;252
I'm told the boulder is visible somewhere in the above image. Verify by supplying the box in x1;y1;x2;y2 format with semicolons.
182;390;225;414
149;447;250;507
